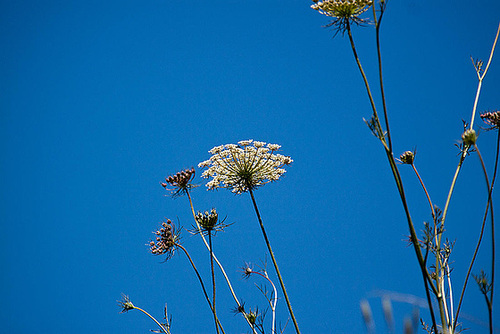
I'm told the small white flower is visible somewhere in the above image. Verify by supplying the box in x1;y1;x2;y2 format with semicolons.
267;143;281;151
199;140;293;194
253;141;266;148
238;139;253;146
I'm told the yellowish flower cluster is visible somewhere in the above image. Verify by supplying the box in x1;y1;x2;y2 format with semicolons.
311;0;373;19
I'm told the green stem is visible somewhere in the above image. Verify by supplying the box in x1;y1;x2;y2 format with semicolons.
248;188;301;334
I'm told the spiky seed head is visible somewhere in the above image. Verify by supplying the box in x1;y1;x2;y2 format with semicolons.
118;294;135;313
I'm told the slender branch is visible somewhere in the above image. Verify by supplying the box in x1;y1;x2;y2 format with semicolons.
133;306;171;334
480;22;500;80
346;20;439;333
453;145;492;330
446;263;455;331
248;188;301;334
373;3;392;152
252;270;278;334
346;21;383;138
208;233;220;334
490;131;499;312
470;22;499;130
177;243;225;334
411;164;436;220
186;191;257;333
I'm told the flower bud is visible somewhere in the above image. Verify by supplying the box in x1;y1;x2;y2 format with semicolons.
462;129;477;145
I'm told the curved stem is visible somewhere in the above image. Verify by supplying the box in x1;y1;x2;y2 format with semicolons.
186;191;257;333
133;306;170;334
177;243;225;334
248;188;301;334
252;270;278;334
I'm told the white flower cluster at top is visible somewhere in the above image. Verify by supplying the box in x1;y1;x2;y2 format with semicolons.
198;139;293;194
311;0;373;18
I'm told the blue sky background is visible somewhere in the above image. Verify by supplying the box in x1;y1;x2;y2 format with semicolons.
1;1;500;333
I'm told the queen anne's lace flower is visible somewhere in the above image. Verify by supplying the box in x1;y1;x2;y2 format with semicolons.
311;0;373;18
198;139;293;194
311;0;373;36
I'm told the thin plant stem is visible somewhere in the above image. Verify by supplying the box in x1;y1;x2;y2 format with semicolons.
177;243;226;334
489;131;500;334
252;270;278;334
346;20;439;333
248;188;301;334
186;191;257;333
346;21;383;143
372;3;392;152
470;23;500;129
446;263;455;331
411;164;436;220
453;144;493;331
133;306;171;334
208;232;220;334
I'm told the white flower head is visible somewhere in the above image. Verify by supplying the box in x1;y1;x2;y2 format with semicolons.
198;140;293;194
311;0;373;36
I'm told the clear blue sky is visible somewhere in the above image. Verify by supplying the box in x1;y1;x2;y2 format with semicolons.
1;1;500;333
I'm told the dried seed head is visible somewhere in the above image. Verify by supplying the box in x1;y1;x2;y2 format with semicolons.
161;167;196;197
462;129;477;146
399;151;415;165
481;111;500;130
118;294;135;313
149;219;180;260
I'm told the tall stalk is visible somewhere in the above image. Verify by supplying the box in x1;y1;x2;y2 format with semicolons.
248;188;301;334
186;190;257;333
177;243;225;334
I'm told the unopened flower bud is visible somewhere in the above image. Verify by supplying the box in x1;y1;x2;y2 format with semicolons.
462;129;477;145
399;151;415;164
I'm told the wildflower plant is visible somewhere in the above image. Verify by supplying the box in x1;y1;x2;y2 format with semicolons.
119;3;499;334
200;139;301;334
312;1;500;333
